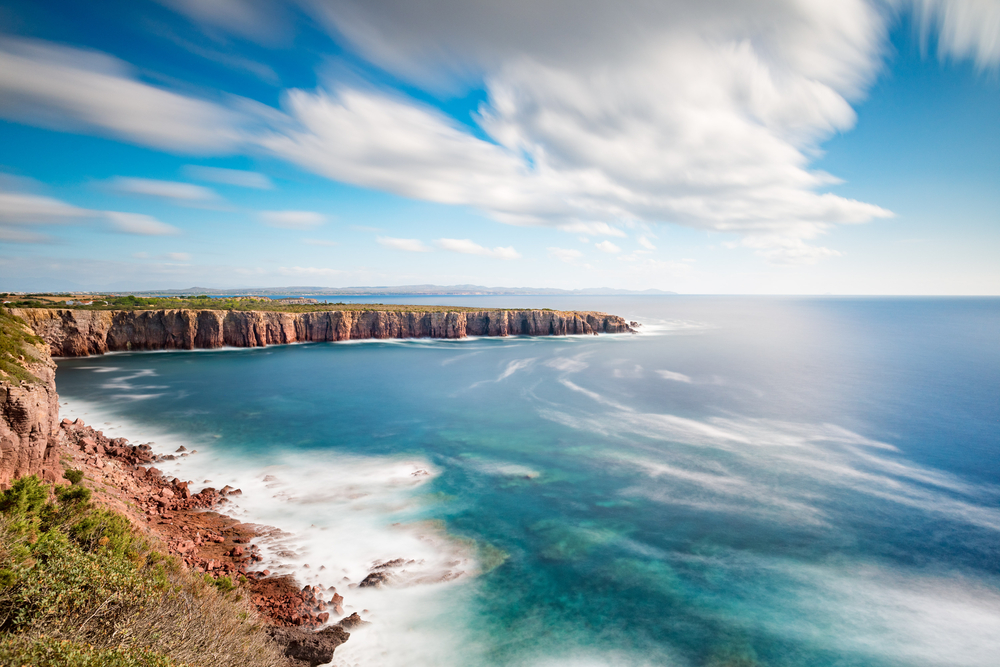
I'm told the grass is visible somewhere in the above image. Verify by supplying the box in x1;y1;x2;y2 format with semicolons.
0;635;181;666
0;309;46;385
0;476;284;667
5;295;568;314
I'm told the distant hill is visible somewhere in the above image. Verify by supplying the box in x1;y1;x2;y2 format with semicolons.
131;285;678;297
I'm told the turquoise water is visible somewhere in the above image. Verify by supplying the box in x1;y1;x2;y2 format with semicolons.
55;297;1000;667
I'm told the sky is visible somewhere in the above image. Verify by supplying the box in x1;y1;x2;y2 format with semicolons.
0;0;997;294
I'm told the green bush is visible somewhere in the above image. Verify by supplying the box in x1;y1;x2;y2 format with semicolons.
0;476;284;667
63;470;84;486
0;309;45;384
0;635;179;667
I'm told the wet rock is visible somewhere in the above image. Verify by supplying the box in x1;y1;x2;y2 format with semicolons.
372;558;405;571
267;625;350;667
336;612;369;630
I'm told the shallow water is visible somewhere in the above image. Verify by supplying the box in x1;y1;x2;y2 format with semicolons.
55;296;1000;667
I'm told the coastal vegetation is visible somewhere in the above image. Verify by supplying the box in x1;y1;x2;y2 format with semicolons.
0;475;283;667
0;309;46;385
3;294;549;314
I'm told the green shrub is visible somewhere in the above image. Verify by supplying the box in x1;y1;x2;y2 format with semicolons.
0;476;48;516
0;476;284;667
0;635;180;667
0;309;45;384
63;470;84;486
55;484;91;506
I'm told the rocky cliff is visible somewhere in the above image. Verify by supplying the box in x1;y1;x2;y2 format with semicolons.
0;311;60;487
11;308;633;357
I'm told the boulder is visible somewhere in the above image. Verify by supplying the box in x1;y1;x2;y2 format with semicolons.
267;626;350;667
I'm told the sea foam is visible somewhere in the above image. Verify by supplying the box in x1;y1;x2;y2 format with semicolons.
58;397;484;667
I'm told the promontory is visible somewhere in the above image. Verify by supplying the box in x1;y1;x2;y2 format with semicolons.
9;304;634;357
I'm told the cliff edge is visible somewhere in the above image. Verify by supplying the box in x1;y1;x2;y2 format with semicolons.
0;309;60;487
12;308;633;357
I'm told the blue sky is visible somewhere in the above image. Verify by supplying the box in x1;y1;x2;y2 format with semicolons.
0;0;997;294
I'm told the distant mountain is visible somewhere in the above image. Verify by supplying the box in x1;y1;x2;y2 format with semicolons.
133;285;678;297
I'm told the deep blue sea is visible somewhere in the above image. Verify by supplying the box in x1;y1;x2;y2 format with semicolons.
54;297;1000;667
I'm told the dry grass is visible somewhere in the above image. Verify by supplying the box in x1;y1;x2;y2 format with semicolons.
0;477;286;667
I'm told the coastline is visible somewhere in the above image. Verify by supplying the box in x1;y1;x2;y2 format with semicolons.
12;307;635;357
56;394;479;665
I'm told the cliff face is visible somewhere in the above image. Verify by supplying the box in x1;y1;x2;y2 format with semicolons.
0;315;60;487
12;308;633;358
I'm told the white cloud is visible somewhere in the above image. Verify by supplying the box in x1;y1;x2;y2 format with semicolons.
638;236;656;250
4;5;993;262
657;370;693;383
595;241;621;254
0;38;247;154
156;0;291;45
0;190;91;224
548;247;583;263
112;177;217;201
303;238;339;247
740;235;843;265
287;0;899;260
435;238;521;259
911;0;1000;68
0;186;94;243
259;210;326;229
377;236;432;252
557;221;627;237
105;212;180;236
166;252;191;261
184;166;273;189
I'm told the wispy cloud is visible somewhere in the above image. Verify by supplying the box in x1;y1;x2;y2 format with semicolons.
105;212;180;236
0;189;90;225
0;37;246;153
184;166;273;189
435;238;520;259
259;210;326;229
111;177;217;202
595;240;621;254
656;370;693;383
377;236;432;252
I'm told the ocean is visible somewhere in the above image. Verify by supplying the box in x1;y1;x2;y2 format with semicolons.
53;296;1000;667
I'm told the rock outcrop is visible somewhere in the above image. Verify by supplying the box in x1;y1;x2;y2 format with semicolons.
0;314;60;487
12;308;633;357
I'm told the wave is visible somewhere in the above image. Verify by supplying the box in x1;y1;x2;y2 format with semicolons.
57;397;485;667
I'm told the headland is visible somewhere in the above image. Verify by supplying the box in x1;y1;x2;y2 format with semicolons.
0;303;635;665
11;305;633;357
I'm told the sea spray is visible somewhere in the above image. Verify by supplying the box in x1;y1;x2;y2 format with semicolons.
58;397;489;666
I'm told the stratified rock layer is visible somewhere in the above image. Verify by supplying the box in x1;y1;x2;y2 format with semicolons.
12;308;633;357
0;319;60;487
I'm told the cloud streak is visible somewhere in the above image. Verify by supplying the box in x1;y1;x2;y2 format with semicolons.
3;3;998;261
435;238;520;259
0;38;247;153
111;177;217;202
259;210;326;229
377;236;432;252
